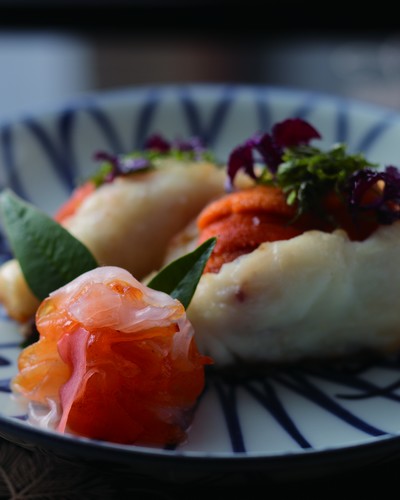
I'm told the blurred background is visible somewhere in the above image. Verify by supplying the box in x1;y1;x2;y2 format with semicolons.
1;3;400;495
1;0;400;122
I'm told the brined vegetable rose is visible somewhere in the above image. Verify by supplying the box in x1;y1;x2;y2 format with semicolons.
12;266;211;446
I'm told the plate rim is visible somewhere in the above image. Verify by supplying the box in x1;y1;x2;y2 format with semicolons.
3;81;400;128
3;82;400;480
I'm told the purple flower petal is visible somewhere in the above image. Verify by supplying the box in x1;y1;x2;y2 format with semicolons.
93;150;151;183
171;136;208;160
119;156;152;173
348;168;383;208
93;150;119;167
226;118;322;188
272;118;321;147
347;166;400;224
93;151;120;182
226;141;256;190
253;133;283;173
171;136;199;151
144;134;171;152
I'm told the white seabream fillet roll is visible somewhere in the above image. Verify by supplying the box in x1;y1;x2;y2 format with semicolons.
61;161;224;278
0;160;225;323
184;223;400;366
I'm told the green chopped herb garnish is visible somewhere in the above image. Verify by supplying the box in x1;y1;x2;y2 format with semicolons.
91;134;215;187
0;188;215;310
227;118;380;220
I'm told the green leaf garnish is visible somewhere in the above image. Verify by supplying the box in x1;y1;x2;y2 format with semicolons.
0;188;215;312
271;143;378;217
91;135;216;187
228;118;380;222
0;189;98;300
148;237;216;309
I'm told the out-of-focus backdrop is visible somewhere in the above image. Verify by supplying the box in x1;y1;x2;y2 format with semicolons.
0;1;399;121
1;3;400;497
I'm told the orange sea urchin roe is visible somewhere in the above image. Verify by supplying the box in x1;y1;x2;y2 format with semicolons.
197;185;321;273
53;181;96;223
197;185;380;274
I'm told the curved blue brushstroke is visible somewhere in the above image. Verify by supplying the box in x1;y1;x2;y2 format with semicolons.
253;87;272;132
0;230;12;264
0;342;21;348
289;94;323;120
356;114;398;154
0;357;11;367
243;379;312;449
23;117;76;191
133;88;163;150
19;103;127;195
56;107;78;189
178;85;235;148
272;370;386;437
302;364;400;402
213;378;246;453
330;104;350;144
13;414;28;421
0;124;30;200
0;378;11;392
83;104;125;154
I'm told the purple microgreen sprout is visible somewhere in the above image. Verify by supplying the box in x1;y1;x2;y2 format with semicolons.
272;118;321;148
225;140;258;191
347;166;400;224
144;133;171;153
170;136;209;161
225;117;400;227
92;151;152;185
91;133;213;187
226;118;321;191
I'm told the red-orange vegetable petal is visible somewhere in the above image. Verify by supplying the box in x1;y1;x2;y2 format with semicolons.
12;266;211;446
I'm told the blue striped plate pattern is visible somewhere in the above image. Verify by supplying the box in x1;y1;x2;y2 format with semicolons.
2;84;400;481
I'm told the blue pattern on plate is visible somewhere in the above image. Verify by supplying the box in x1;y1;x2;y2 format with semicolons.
2;85;400;472
0;378;11;392
0;124;30;201
3;85;400;202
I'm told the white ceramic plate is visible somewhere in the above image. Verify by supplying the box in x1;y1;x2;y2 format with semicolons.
2;84;400;483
